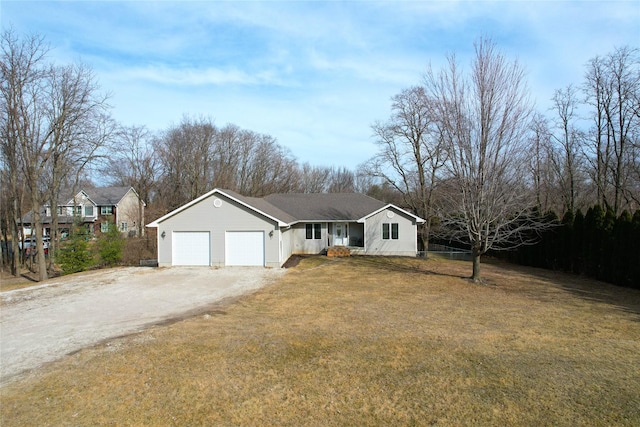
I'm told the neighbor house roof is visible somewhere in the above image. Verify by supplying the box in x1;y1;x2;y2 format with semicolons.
90;186;135;206
147;188;425;228
57;186;142;206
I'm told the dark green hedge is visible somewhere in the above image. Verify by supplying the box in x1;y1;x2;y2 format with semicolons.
510;207;640;289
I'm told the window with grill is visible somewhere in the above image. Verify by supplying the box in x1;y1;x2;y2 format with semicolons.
305;223;321;239
382;223;399;240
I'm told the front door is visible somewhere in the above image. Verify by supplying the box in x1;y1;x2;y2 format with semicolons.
333;223;348;246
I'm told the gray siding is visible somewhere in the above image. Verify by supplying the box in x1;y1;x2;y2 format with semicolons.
151;190;423;267
280;226;293;263
290;223;327;254
156;193;281;267
364;207;418;256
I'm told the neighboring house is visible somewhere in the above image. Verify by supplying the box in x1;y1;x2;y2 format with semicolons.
147;188;425;267
21;186;145;238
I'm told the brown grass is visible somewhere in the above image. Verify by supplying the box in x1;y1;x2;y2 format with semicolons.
121;236;157;266
0;269;39;292
1;256;639;426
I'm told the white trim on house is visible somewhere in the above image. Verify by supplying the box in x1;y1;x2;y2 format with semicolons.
357;204;426;224
147;189;426;267
67;190;98;207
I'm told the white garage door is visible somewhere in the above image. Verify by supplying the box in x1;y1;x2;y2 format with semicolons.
226;231;264;266
172;232;210;266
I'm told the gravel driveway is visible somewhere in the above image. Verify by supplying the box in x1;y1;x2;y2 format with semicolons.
0;266;285;386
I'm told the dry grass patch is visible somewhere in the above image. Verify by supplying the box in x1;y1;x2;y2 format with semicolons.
2;256;639;426
0;269;39;292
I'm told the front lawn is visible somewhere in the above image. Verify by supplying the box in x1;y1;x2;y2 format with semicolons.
1;256;639;426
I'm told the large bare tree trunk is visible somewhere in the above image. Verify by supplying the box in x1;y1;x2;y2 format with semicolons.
31;192;48;281
472;250;482;282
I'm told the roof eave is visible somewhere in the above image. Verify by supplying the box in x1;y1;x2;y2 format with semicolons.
146;189;288;228
357;204;426;223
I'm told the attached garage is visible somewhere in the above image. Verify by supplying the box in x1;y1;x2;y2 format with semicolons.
225;231;264;266
147;189;295;268
172;231;210;266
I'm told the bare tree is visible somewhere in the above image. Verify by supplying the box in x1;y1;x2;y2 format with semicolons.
584;54;613;209
366;86;446;249
153;117;301;211
238;132;298;196
293;164;356;194
0;30;50;280
528;113;558;213
105;125;157;236
1;31;112;280
45;62;113;268
154;116;217;210
297;163;332;193
326;166;356;193
548;85;586;214
212;123;242;190
606;47;639;213
583;47;640;213
425;38;542;282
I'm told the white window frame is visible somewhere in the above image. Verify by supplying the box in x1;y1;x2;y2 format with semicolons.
305;223;321;240
382;223;399;240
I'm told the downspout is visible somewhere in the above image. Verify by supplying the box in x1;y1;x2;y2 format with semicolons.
363;221;367;253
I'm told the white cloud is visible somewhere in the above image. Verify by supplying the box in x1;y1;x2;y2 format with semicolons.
2;0;638;171
111;64;288;86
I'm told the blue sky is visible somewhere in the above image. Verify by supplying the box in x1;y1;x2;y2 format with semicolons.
2;1;638;170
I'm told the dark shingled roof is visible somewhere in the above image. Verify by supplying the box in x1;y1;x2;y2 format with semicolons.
264;193;387;222
88;187;132;205
58;186;134;205
148;188;423;227
222;189;298;224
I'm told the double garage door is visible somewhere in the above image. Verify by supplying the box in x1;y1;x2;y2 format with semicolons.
172;231;264;266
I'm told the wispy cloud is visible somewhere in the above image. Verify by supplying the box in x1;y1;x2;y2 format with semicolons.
113;64;289;87
2;0;638;170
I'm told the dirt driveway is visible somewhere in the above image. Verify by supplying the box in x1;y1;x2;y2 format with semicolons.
0;266;285;386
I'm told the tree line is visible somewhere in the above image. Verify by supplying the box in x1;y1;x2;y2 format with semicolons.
107;117;367;218
2;29;638;284
1;31;112;280
365;40;639;282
